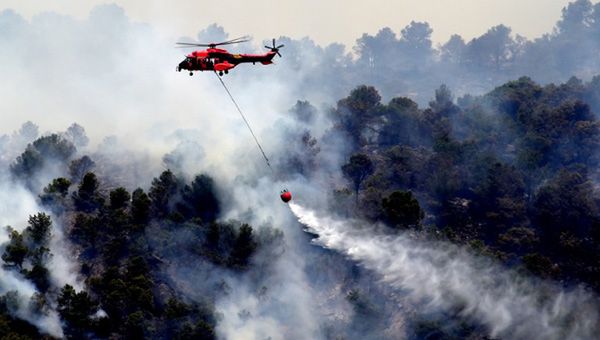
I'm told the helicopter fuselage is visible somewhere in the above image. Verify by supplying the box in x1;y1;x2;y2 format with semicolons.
177;47;277;75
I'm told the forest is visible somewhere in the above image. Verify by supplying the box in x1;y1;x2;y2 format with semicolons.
2;0;600;339
2;75;600;339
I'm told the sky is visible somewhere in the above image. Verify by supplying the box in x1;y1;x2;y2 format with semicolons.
1;0;582;48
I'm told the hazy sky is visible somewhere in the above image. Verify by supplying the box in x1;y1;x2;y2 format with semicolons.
1;0;583;47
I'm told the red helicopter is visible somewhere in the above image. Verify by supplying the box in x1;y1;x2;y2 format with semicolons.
176;36;284;76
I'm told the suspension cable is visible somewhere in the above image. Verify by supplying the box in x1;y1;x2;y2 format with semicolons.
214;72;273;171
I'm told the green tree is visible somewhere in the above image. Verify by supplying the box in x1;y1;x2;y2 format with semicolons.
57;284;99;332
1;228;27;268
149;170;183;218
229;224;257;268
31;134;76;160
180;174;220;222
469;162;527;239
342;153;374;204
429;84;460;118
399;21;434;65
100;277;127;321
516;100;600;171
124;257;154;312
333;85;383;148
40;177;72;209
378;97;423;147
10;146;43;179
72;172;103;212
533;170;597;241
79;172;99;195
43;177;71;196
440;34;466;65
69;155;95;182
380;145;429;189
71;213;99;245
131;188;151;224
24;264;50;293
11;134;76;180
109;187;131;210
25;213;52;245
464;25;519;73
382;191;424;228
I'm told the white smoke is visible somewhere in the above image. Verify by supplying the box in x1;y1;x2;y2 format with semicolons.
46;219;84;291
0;180;71;338
0;272;63;338
289;202;600;339
197;177;325;340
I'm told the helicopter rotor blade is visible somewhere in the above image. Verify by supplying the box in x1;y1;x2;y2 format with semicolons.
176;36;250;48
217;36;251;45
176;42;212;47
216;39;250;46
225;35;251;42
276;44;284;49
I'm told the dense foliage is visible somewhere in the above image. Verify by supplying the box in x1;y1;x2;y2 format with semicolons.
4;73;600;338
2;150;270;339
332;77;600;294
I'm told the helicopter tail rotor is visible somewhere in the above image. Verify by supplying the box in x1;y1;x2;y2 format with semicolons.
264;38;284;57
